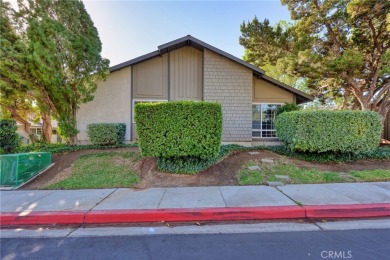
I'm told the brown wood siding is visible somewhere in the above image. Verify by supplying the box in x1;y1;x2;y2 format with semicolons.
169;47;203;101
133;55;168;99
253;77;294;104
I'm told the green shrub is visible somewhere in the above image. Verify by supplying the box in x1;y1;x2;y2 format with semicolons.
87;123;126;146
270;145;390;162
157;144;243;174
16;143;137;154
135;101;222;159
276;103;300;117
275;110;382;153
0;119;19;154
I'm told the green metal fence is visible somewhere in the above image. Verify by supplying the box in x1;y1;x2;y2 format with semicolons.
0;152;51;187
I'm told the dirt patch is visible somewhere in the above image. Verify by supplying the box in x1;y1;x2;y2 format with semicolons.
21;148;390;189
21;147;138;190
133;150;257;189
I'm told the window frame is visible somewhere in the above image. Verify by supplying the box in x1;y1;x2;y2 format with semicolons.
30;127;43;136
252;103;283;139
132;99;168;123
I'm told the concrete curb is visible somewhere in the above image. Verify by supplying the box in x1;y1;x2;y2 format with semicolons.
0;211;86;226
85;206;304;224
1;204;389;227
304;203;390;219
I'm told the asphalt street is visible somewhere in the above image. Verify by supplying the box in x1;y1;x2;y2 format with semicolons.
2;229;389;260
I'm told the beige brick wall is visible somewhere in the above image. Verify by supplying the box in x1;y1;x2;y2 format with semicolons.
203;49;252;142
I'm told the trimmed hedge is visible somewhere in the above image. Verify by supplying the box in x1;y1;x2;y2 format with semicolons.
0;119;19;154
275;110;382;153
87;123;126;146
135;101;222;159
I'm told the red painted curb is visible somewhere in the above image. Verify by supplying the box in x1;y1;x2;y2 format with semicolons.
0;211;86;226
304;203;390;219
1;203;389;227
84;206;305;224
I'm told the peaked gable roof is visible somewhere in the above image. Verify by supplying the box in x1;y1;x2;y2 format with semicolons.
110;35;313;103
110;35;264;75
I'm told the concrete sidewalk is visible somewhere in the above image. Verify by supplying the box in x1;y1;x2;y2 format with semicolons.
1;182;390;226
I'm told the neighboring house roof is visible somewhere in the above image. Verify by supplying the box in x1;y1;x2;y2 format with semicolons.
110;35;313;103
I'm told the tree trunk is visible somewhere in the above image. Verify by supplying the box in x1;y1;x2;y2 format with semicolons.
7;105;38;143
377;106;389;128
69;106;78;145
41;112;52;143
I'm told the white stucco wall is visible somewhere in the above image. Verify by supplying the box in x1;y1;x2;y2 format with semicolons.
76;66;131;142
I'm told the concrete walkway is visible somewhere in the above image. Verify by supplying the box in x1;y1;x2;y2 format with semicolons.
1;182;390;226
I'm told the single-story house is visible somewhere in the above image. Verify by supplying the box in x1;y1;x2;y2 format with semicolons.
76;35;314;144
16;119;61;144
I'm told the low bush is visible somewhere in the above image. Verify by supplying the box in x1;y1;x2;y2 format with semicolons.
275;110;381;153
16;143;137;154
135;101;222;159
157;144;243;174
0;119;19;154
276;103;300;117
87;123;126;146
270;145;390;162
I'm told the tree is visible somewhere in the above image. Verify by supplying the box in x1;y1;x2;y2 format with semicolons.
240;0;390;125
0;0;38;142
17;0;110;144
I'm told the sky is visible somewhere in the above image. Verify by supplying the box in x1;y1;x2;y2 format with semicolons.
81;0;291;66
8;0;292;67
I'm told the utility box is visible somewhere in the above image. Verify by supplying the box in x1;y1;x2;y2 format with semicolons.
0;152;52;187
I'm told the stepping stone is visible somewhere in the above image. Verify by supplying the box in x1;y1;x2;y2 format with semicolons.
267;181;284;187
261;159;274;164
247;165;261;171
275;175;290;180
248;151;259;155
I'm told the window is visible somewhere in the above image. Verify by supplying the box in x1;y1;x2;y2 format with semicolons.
252;104;281;138
132;99;167;123
30;127;42;136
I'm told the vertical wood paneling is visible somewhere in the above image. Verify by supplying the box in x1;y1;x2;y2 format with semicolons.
169;47;203;101
133;55;168;99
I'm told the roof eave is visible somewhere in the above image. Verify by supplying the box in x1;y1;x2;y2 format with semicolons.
109;35;266;75
158;35;265;75
109;50;161;72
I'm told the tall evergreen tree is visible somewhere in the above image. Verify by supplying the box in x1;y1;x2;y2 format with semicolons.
16;0;110;143
240;0;390;125
0;0;38;142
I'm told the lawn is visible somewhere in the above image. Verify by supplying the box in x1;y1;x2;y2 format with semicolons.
32;146;389;190
237;159;390;185
46;151;140;189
